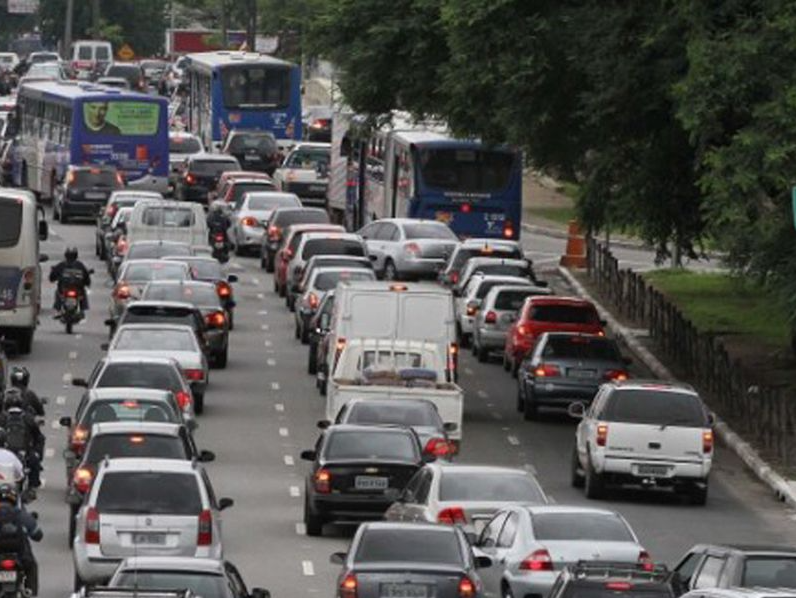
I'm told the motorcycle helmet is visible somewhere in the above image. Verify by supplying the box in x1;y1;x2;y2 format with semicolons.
65;246;78;262
9;366;28;389
3;389;23;410
0;484;17;505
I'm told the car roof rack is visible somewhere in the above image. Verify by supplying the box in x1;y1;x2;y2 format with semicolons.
84;588;194;598
570;561;672;582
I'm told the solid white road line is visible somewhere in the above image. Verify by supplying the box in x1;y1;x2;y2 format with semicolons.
507;435;520;446
284;455;295;466
271;382;280;390
302;561;315;576
295;522;306;535
289;485;300;497
279;427;289;437
275;403;284;412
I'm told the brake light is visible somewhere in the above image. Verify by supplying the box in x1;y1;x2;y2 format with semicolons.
72;465;94;494
334;338;346;367
460;203;471;214
242;216;259;227
404;242;421;257
307;292;319;310
389;284;408;291
596;424;608;447
424;437;453;458
484;310;497;324
340;573;357;598
638;550;654;571
206;311;226;328
66;171;76;185
603;369;629;381
458;577;475;598
85;507;100;544
197;509;212;545
703;429;713;454
450;272;459;284
175;390;192;411
268;225;281;239
606;582;633;591
116;172;125;186
503;220;515;239
115;237;128;255
113;283;131;300
183;369;204;382
105;203;118;218
216;281;232;298
517;324;529;336
184;173;196;185
437;506;466;525
0;559;15;571
65;288;78;298
314;468;331;493
446;343;458;380
519;548;553;571
466;303;479;317
534;363;560;377
70;425;89;452
213;232;225;242
284;247;294;259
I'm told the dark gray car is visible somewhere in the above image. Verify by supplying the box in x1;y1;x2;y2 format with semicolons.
517;332;630;420
674;544;796;591
331;522;491;598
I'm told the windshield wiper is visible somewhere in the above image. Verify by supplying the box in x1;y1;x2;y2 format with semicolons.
658;417;691;430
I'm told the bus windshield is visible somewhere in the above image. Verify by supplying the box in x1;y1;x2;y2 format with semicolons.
83;100;160;137
418;148;515;194
0;198;22;249
221;65;290;109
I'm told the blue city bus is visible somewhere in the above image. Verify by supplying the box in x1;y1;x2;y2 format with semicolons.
184;51;302;151
12;80;169;199
361;127;522;239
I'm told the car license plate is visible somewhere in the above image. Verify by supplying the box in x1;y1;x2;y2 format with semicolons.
85;192;106;200
381;584;429;598
635;464;670;477
132;532;167;545
355;476;388;490
244;155;260;162
64;297;78;309
568;368;596;379
0;571;16;583
309;185;325;192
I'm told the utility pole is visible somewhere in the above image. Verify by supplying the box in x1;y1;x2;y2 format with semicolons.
63;0;74;56
220;0;229;50
246;0;257;51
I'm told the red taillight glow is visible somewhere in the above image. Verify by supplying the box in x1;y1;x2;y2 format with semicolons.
0;559;15;571
424;437;453;458
534;363;561;377
183;369;204;382
517;324;529;336
72;466;94;494
484;310;497;324
340;574;357;598
596;424;608;447
460;203;471;214
70;425;89;452
503;221;515;239
213;232;225;242
314;469;331;493
242;216;259;227
458;577;475;598
185;173;196;185
105;204;118;218
67;171;76;185
703;430;713;454
638;550;654;571
447;343;458;378
334;338;347;366
466;303;479;317
197;509;212;545
65;289;78;298
113;284;131;300
519;548;553;571
85;507;100;544
216;281;232;298
175;390;192;411
307;292;319;310
606;582;633;591
437;506;466;525
603;369;629;381
268;225;281;240
206;311;226;328
116;238;129;255
116;172;125;186
404;242;421;257
450;272;459;284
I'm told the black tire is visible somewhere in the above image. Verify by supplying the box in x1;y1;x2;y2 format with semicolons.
300;321;310;345
294;319;301;339
460;333;471;349
227;311;234;331
278;281;286;298
60;204;69;224
502;583;515;598
16;328;33;355
523;387;538;421
234;241;244;256
503;353;511;372
73;570;83;591
308;344;318;375
516;384;524;413
214;348;228;369
476;344;488;363
194;393;205;415
95;237;101;257
571;446;585;488
287;293;295;312
383;259;398;281
65;320;73;335
320;378;327;396
266;253;275;273
68;504;78;547
584;454;605;499
304;496;323;537
689;481;708;506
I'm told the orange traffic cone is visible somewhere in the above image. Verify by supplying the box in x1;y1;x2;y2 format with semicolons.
560;220;587;268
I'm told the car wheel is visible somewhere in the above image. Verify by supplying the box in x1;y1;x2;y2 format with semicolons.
476;343;489;363
16;328;33;355
320;378;327;396
278;282;286;298
383;259;398;281
260;253;267;269
503;353;511;372
266;253;275;273
584;453;605;499
308;344;318;375
194;393;205;415
227;311;234;331
300;322;310;345
214;348;228;369
689;480;708;506
95;237;101;257
294;318;301;339
523;387;538;421
68;504;77;547
287;293;296;312
74;570;83;592
571;445;585;488
502;583;515;598
516;383;525;413
304;495;323;537
234;242;244;257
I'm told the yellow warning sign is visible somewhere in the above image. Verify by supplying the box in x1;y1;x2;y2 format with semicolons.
117;44;135;61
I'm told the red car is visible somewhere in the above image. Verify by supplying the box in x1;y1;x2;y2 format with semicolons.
504;296;605;375
274;224;345;296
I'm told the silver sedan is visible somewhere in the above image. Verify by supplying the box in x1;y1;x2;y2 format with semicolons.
229;191;301;255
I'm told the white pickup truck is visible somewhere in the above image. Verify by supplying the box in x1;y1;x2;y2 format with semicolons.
326;339;464;440
570;380;713;505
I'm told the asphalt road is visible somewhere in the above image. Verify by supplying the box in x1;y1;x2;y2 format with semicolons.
17;218;796;597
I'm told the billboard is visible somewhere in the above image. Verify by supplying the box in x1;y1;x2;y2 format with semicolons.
8;0;39;14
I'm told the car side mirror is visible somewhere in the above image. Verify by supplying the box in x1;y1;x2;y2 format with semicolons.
227;274;238;283
104;318;114;327
567;402;586;419
300;450;317;461
199;449;216;462
218;497;234;511
622;356;632;366
38;254;48;263
330;552;347;565
250;589;270;598
59;416;72;427
600;319;608;327
100;342;109;351
708;412;716;426
40;397;48;405
421;453;437;464
474;555;492;569
316;420;330;429
71;378;88;388
443;422;458;432
38;220;48;241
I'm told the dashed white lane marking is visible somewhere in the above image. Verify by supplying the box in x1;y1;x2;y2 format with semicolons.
302;561;315;576
284;455;294;466
477;390;488;399
257;293;264;299
50;420;59;430
486;402;494;408
267;358;276;366
257;310;268;315
75;334;82;339
271;382;280;390
56;396;66;405
68;351;78;359
261;324;269;330
44;448;54;459
507;435;520;446
264;340;273;347
252;278;260;285
275;403;284;412
464;367;473;375
62;373;72;384
289;485;300;497
279;427;289;437
491;412;502;420
295;522;306;535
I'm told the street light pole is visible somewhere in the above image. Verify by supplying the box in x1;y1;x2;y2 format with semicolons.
247;0;257;51
64;0;74;56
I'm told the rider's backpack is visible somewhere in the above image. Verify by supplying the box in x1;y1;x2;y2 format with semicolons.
0;507;24;552
4;409;28;454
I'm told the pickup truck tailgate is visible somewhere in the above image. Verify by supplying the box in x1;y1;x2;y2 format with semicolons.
605;423;706;464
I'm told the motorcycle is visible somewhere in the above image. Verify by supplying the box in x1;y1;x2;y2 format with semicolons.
0;553;28;598
56;269;93;335
210;231;230;263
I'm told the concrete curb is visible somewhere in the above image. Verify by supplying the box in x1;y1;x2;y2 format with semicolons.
557;265;796;509
522;223;648;251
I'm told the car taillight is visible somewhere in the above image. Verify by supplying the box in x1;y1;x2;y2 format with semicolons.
404;242;421;257
466;302;479;317
307;292;319;310
206;311;226;328
67;170;76;185
519;548;553;571
0;559;15;571
183;369;204;382
703;430;713;454
503;220;515;239
197;509;212;546
638;550;654;571
534;363;561;377
314;468;331;493
450;272;459;284
437;506;466;525
216;281;232;298
70;425;89;452
113;283;131;300
603;369;629;381
213;232;225;242
458;577;475;598
65;288;78;298
484;310;497;324
284;247;294;259
72;465;94;494
268;225;281;240
116;238;128;255
446;343;458;381
460;203;471;214
605;582;634;591
334;338;346;367
184;173;196;185
242;216;259;227
105;203;118;218
340;573;357;598
596;424;608;447
175;390;192;411
424;437;453;458
85;507;100;544
116;172;125;186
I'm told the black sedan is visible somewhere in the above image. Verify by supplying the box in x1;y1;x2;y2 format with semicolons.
331;522;491;598
300;424;427;536
175;154;241;205
164;256;238;328
517;332;631;420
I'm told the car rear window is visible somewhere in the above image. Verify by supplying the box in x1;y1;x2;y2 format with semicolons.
531;512;634;542
345;402;441;427
123;263;188;282
742;557;796;587
324;431;417;461
542;337;621;361
302;238;364;260
440;472;545;503
0;197;22;248
476;279;529;299
96;364;182;390
313;270;374;291
244;193;300;211
127;244;192;260
83;400;178;425
452;247;521;270
86;434;187;462
274;209;330;227
73;169;119;187
530;304;599;324
141;207;195;227
602;389;707;427
124;306;197;328
285;147;330;169
495;289;538;311
227;132;277;155
96;472;202;514
143;284;221;307
169;136;202;154
356;529;462;565
182;260;222;280
471;265;528;280
191;160;239;176
403;223;457;240
561;586;672;598
113;328;196;352
114;572;227;597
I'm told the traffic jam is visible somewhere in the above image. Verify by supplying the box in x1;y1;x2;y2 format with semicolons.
0;45;791;598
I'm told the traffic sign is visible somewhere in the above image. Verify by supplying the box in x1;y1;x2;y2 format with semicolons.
117;44;135;61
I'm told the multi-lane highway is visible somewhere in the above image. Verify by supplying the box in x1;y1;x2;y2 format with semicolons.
22;215;796;596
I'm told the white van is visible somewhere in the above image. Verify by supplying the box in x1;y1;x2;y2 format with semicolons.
126;200;207;247
324;281;457;383
0;190;48;354
70;40;113;80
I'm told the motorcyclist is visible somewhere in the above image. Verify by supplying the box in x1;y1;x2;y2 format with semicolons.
48;247;91;311
207;200;232;232
0;430;24;488
0;391;43;491
8;368;43;419
0;484;42;595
